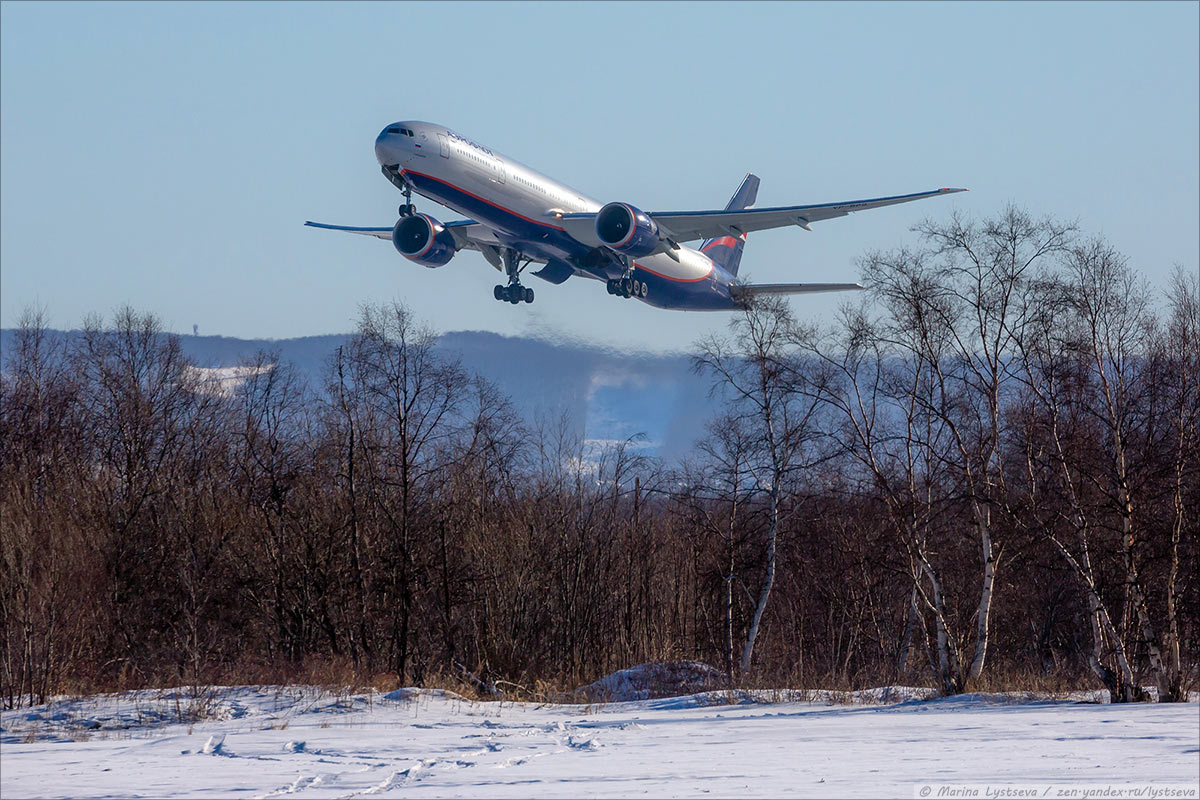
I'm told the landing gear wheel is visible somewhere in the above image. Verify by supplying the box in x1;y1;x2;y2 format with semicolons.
494;285;505;301
524;287;534;303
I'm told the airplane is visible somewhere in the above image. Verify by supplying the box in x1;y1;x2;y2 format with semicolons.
307;121;966;310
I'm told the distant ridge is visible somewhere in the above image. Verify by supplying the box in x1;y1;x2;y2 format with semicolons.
0;328;715;460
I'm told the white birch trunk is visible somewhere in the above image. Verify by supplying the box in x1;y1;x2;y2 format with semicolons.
740;484;778;674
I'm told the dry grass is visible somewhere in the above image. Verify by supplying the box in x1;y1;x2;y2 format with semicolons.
13;654;1180;713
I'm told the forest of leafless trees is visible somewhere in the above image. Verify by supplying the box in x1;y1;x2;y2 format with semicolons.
2;209;1196;707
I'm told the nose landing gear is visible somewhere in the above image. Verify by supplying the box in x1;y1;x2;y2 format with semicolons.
398;184;416;217
383;166;417;216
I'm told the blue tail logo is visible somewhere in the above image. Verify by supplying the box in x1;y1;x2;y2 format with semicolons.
700;173;759;277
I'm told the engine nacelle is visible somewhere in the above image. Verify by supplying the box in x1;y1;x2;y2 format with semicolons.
392;214;456;267
595;202;660;258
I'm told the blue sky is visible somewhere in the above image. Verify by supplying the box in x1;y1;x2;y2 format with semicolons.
2;1;1196;352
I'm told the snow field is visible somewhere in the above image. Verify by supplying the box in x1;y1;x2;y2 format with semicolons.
1;686;1197;798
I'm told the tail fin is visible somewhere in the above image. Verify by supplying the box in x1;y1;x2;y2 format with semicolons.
699;173;759;277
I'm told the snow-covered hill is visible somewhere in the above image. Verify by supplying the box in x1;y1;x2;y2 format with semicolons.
2;685;1197;798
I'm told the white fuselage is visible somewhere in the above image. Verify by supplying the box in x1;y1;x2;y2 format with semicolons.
374;121;720;288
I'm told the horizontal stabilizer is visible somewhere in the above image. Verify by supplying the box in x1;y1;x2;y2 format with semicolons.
732;282;866;298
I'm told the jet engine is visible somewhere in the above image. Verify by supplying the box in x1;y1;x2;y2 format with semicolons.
392;214;456;267
595;202;660;258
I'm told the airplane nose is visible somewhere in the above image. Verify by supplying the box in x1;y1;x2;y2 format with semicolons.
375;130;397;166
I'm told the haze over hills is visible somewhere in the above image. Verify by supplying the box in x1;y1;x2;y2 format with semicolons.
0;328;718;461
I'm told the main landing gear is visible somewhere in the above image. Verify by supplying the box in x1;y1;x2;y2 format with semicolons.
494;247;534;304
607;255;648;299
494;284;534;304
607;276;648;298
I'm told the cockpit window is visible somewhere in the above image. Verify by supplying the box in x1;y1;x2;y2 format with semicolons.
385;126;415;136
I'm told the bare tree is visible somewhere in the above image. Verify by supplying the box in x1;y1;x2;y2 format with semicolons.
696;298;825;675
1155;268;1199;701
690;412;755;684
0;309;84;706
845;207;1075;693
347;301;469;679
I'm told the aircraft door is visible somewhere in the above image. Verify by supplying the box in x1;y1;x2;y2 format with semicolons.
438;133;449;158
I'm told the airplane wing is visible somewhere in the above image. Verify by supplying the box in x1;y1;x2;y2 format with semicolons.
306;219;488;249
304;219;539;272
559;187;966;246
649;188;967;242
304;222;393;241
731;282;866;299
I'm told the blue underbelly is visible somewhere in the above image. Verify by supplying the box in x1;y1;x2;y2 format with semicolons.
401;168;738;311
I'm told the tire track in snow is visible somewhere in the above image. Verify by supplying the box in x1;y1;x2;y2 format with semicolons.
262;714;624;799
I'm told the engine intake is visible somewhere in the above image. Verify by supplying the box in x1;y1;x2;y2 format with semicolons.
392;214;456;267
595;202;660;258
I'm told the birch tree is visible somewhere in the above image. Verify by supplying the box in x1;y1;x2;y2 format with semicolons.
695;298;825;675
855;207;1074;692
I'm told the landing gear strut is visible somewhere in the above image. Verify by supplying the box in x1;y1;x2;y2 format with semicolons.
494;247;534;304
398;184;416;217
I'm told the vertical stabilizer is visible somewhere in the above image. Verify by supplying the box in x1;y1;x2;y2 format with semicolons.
699;173;759;276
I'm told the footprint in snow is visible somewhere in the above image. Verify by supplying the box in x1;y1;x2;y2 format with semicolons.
254;774;315;798
364;760;435;793
566;735;599;750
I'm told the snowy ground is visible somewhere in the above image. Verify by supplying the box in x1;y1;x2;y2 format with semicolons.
2;685;1197;798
